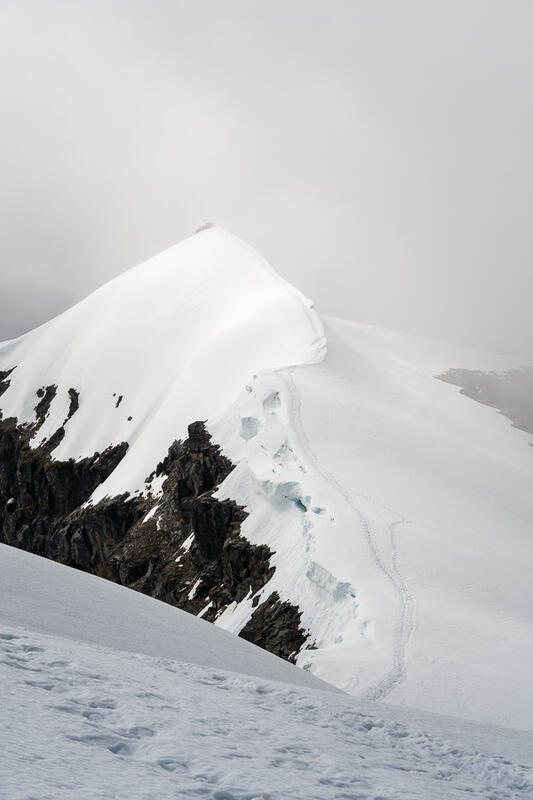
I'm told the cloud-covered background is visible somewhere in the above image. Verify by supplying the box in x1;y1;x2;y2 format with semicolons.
0;0;531;353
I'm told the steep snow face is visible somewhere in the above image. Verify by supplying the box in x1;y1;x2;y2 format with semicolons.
0;227;325;500
2;546;532;800
210;319;533;731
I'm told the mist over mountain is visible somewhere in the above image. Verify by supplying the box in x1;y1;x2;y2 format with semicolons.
1;1;532;353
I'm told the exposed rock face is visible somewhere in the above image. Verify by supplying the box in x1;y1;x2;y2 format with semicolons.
0;368;15;397
437;366;533;436
0;389;310;663
34;385;58;429
240;592;307;662
0;413;130;565
108;421;276;623
67;388;79;420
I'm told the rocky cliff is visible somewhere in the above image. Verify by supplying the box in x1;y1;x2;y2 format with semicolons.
0;377;308;662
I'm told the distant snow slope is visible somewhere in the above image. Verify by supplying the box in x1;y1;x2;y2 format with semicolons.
0;227;325;500
212;318;533;731
1;546;532;800
1;227;532;732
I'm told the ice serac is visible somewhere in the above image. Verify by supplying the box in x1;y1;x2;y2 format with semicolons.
0;226;325;501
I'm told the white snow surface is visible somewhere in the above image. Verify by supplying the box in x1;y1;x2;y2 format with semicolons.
1;227;532;733
212;319;533;732
0;227;325;500
0;543;332;692
1;545;532;800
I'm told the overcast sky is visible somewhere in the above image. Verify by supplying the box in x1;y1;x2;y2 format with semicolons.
0;0;532;353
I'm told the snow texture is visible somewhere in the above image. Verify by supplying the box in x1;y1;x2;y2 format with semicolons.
0;227;325;501
0;544;331;692
210;319;533;731
1;227;532;733
1;546;532;800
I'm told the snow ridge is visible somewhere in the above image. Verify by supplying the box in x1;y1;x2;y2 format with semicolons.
0;227;326;502
211;314;533;730
278;369;417;702
211;367;401;697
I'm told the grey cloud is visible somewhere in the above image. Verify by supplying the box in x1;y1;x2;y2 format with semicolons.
0;0;531;354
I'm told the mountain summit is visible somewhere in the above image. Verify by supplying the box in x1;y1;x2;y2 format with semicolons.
0;227;325;499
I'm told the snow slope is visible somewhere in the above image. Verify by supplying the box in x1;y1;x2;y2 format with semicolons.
0;543;332;692
212;318;533;731
1;545;532;800
0;226;325;500
1;227;532;733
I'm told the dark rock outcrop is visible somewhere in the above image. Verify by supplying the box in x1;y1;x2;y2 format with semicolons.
0;412;129;562
437;366;533;436
0;391;310;663
34;385;57;429
240;591;307;662
107;421;276;623
0;368;15;397
67;388;79;420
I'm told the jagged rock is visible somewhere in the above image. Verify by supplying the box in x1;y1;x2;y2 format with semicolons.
0;367;15;398
0;400;309;665
239;591;308;662
66;388;79;420
34;385;57;430
107;421;273;617
0;412;129;560
54;494;145;575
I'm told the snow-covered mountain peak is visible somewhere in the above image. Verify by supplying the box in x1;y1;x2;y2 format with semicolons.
1;231;532;734
0;227;325;498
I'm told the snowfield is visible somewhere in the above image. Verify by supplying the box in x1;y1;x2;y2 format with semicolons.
1;545;532;800
212;317;533;731
1;226;532;735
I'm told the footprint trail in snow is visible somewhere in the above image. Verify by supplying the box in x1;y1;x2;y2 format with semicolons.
1;625;531;800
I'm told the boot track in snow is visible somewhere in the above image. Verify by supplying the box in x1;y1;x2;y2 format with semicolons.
276;368;416;701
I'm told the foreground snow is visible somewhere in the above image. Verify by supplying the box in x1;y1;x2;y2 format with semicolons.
0;544;328;692
1;548;531;800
